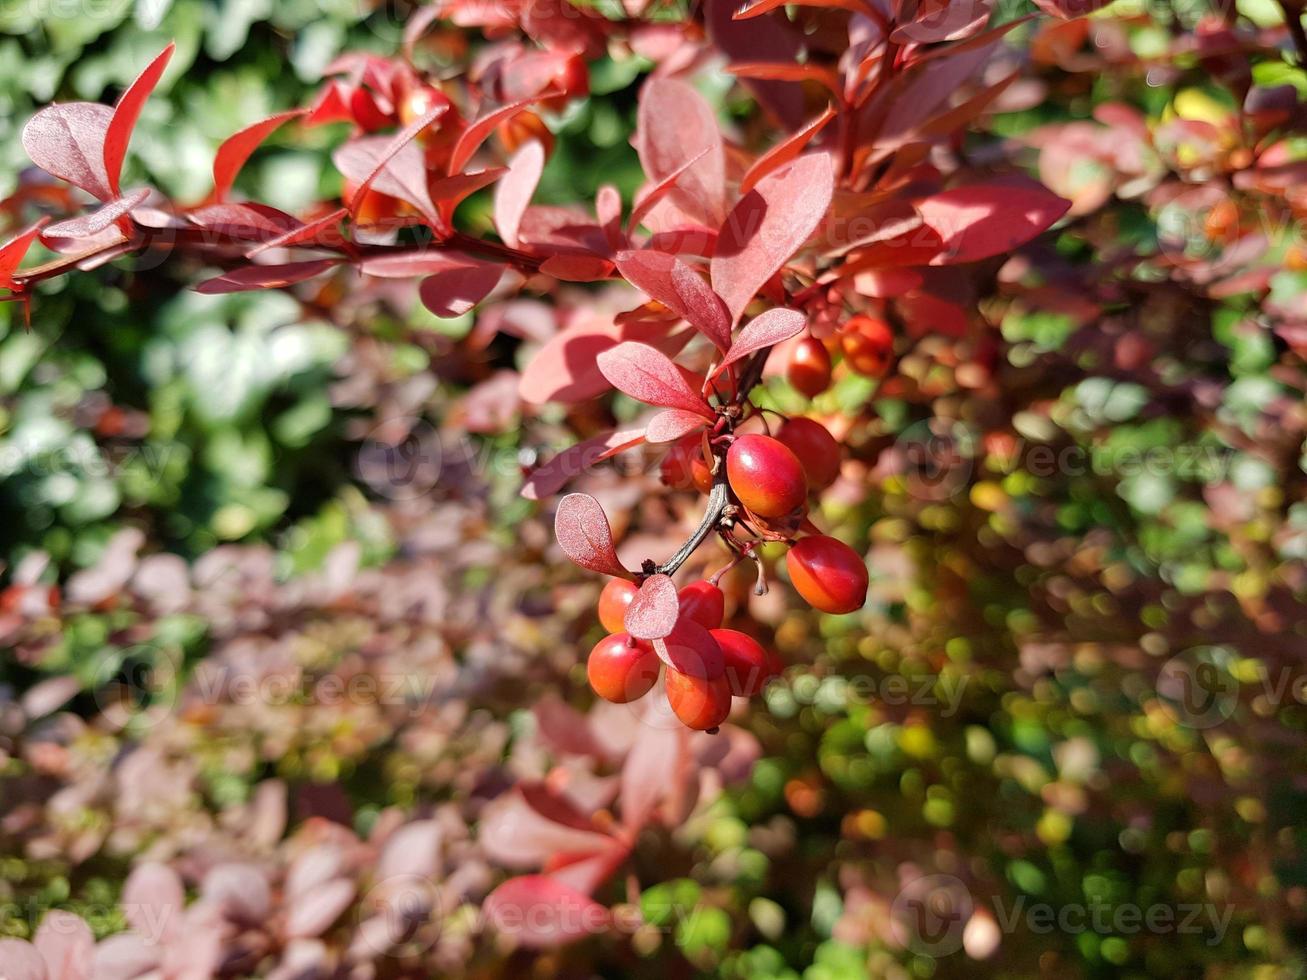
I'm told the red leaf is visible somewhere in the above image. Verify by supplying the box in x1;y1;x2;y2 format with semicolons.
635;79;726;228
555;493;629;577
418;262;504;317
430;168;507;210
518;315;687;405
246;208;348;256
484;876;609;948
333;137;436;224
624;574;679;640
44;189;149;241
620;725;683;830
628;146;710;233
653;618;725;678
359;249;483;278
597;341;714;417
344;102;449;221
212;109;306;202
22;103;114;200
1031;0;1114;16
615;250;731;352
732;0;865;18
711;153;833;323
188;203;299;242
739;105;836;195
104;43;175;196
539;253;614;281
728;62;843;102
480;791;612;869
645;409;709;444
916;178;1070;265
521;428;648;501
448;98;535;175
716;307;806;374
596;184;623;251
34;910;95;980
194;258;338;294
494;141;545;249
0;219;49;290
889;0;992;44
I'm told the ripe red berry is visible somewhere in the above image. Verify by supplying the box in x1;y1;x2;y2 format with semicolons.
841;315;894;378
598;578;639;634
587;633;659;704
678;580;725;630
665;668;733;730
777;417;841;491
661;436;713;494
726;434;807;518
787;337;832;398
785;535;869;615
711;629;782;696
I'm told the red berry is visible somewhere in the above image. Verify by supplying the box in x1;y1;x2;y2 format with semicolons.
665;669;733;730
787;337;832;398
661;436;713;493
598;578;639;634
777;418;841;491
841;315;893;378
678;580;725;630
587;634;659;704
785;535;868;615
711;629;782;696
726;434;807;518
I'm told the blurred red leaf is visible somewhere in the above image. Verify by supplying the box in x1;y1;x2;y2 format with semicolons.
555;493;629;577
518;315;687;405
104;43;175;196
521;428;647;500
628;146;709;233
620;725;683;830
418;262;504;317
34;909;95;980
596;342;714;417
716;307;807;373
711;153;833;323
624;574;679;640
188;203;299;242
246;207;348;256
645;409;709;444
0;219;49;290
635;79;726;227
194;259;338;294
334;137;436;224
1032;0;1115;17
212;109;306;202
359;249;481;278
22;103;115;200
483;876;608;948
480;791;611;869
538;253;614;281
448;98;534;175
614;250;731;352
740;105;837;195
0;940;47;980
494;141;546;249
916;178;1070;265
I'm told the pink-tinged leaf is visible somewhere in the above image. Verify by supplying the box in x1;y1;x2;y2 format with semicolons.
555;493;629;577
596;185;623;251
212;109;306;202
104;43;174;196
494;141;545;249
597;342;714;417
122;862;184;940
284;880;356;939
624;574;679;640
539;253;614;281
711;153;833;323
194;258;337;294
22;103;114;200
187;202;299;242
716;307;806;375
546;843;631;897
916;178;1071;265
653;618;725;678
890;0;992;44
614;250;730;352
418;262;504;317
728;62;843;102
0;939;47;980
628;146;709;233
635;79;726;228
448;98;535;175
92;935;156;980
484;876;609;949
347;102;448;219
480;792;611;869
359;249;481;278
521;428;647;500
430;168;507;210
619;725;682;830
44;189;150;241
1031;0;1114;16
646;227;717;257
732;0;865;18
645;409;709;444
34;910;94;980
333;137;436;223
740;105;836;195
0;218;49;290
518;313;688;405
246;207;348;257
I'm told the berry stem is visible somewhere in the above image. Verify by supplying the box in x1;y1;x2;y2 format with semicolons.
656;475;729;577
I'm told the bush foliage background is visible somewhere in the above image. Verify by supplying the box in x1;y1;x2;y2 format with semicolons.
2;1;1307;977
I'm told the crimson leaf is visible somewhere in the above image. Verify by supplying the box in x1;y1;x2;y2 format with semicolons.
554;493;629;577
624;574;679;640
596;342;714;417
715;307;807;374
104;42;175;197
212;109;306;202
614;250;731;353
